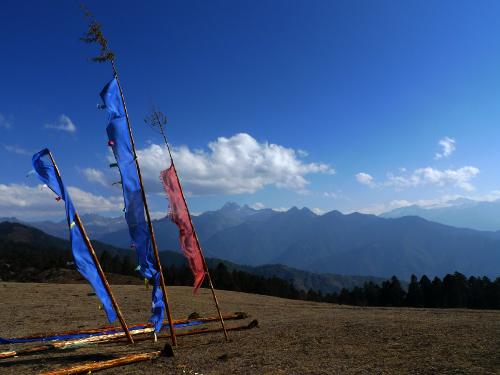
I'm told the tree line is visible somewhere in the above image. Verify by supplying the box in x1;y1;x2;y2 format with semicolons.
1;239;498;310
329;273;500;310
102;251;499;310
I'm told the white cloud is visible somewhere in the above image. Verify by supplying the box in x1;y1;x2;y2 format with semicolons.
0;113;12;129
355;199;439;215
136;133;335;195
356;172;376;187
357;166;479;192
149;211;168;220
67;187;122;211
386;166;479;191
251;202;265;210
81;168;109;188
323;191;338;198
297;149;309;157
44;114;77;133
311;207;325;215
355;190;500;216
272;207;289;212
2;144;30;155
0;183;122;220
434;137;455;159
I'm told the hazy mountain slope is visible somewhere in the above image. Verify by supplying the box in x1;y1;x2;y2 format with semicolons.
98;202;278;251
28;214;127;241
204;210;500;279
14;201;500;280
0;221;383;293
203;207;316;263
381;198;500;231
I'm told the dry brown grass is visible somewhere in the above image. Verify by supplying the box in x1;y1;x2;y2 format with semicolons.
0;282;499;374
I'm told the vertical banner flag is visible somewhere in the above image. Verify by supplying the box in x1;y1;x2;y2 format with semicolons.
100;78;164;332
32;148;117;323
160;166;206;292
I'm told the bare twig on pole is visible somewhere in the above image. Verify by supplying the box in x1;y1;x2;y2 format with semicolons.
80;4;114;63
81;7;177;346
145;108;229;341
47;151;133;345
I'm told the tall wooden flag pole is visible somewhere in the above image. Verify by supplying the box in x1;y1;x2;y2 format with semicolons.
110;62;178;346
149;109;229;341
80;7;177;345
47;151;134;345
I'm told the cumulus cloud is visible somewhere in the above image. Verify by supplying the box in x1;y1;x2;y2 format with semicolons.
44;114;77;133
356;190;500;216
311;207;325;215
386;166;479;191
136;133;335;195
0;113;12;129
434;137;455;159
0;183;122;219
355;201;413;215
323;191;338;198
356;166;479;192
2;144;30;155
81;168;110;188
355;172;376;187
251;202;265;210
272;207;289;212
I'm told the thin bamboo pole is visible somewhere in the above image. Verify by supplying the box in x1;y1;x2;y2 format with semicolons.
1;328;153;360
110;61;177;346
47;151;134;345
39;351;163;375
7;312;246;342
125;319;258;345
155;113;229;341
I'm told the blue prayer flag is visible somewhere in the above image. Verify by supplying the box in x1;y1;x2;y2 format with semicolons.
100;78;165;332
32;148;117;323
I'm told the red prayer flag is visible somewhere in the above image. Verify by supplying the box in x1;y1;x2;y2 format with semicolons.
160;165;206;292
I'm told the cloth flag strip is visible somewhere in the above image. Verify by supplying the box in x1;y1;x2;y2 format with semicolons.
31;149;117;323
100;78;164;332
160;165;206;292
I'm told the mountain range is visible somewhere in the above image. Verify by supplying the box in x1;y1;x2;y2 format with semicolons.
381;198;500;231
4;201;500;280
0;221;382;294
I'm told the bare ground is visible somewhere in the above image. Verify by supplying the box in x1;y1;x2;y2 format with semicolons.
0;282;499;374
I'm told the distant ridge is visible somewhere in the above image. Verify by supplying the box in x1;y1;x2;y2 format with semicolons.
381;198;500;231
0;221;381;293
11;201;500;280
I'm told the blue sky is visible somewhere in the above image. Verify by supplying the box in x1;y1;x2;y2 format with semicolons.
2;0;500;220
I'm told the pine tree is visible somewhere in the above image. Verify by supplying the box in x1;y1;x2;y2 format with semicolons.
430;276;443;307
406;274;424;307
419;275;433;307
